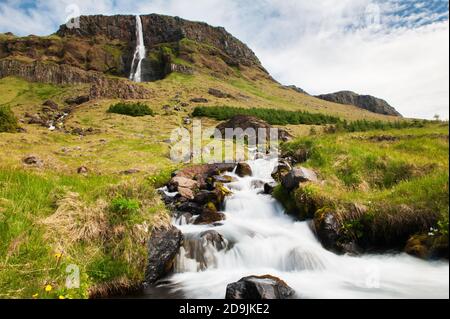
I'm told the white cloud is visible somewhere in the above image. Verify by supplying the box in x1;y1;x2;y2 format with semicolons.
0;0;448;119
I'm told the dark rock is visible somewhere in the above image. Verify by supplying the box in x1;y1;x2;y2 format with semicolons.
174;163;236;179
145;226;183;284
22;155;43;167
65;95;90;105
194;189;225;207
236;162;252;177
77;166;88;174
208;88;233;99
194;204;226;225
271;161;291;182
405;234;449;260
190;97;208;103
42;100;59;110
225;275;296;299
200;230;227;251
281;167;318;191
292;148;309;164
176;201;203;215
263;182;277;194
315;91;402;117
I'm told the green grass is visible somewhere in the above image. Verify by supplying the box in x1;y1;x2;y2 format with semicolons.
107;102;154;117
0;168;169;298
279;124;449;250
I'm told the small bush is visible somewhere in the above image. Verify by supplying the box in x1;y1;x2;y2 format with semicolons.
107;102;154;117
109;197;140;225
0;105;18;132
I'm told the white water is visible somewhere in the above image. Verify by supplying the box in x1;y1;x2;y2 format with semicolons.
129;15;146;82
165;157;449;299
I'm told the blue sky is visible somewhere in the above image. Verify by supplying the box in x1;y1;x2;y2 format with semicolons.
0;0;448;119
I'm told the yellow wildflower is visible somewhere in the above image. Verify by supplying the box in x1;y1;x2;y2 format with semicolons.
58;295;65;299
44;284;52;292
54;252;62;259
32;293;39;299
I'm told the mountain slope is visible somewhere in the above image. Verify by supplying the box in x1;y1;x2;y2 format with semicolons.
1;14;402;121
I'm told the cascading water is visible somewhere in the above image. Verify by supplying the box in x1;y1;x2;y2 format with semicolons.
159;156;449;299
129;15;146;82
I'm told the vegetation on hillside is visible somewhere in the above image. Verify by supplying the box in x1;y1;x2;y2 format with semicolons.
0;169;169;298
276;124;449;256
193;106;426;132
107;102;154;117
0;106;18;132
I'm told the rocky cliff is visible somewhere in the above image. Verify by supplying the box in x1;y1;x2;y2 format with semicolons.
0;14;269;90
316;91;402;117
56;14;265;71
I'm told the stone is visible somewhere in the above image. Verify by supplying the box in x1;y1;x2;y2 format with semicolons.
22;155;43;167
225;275;296;299
281;167;317;191
271;161;291;182
42;100;59;110
176;201;203;215
200;230;227;251
194;189;224;207
213;175;236;184
65;95;90;105
263;182;277;194
194;204;225;225
208;88;233;99
190;97;208;103
235;162;252;177
145;226;183;284
77;166;88;174
178;187;195;200
168;176;199;192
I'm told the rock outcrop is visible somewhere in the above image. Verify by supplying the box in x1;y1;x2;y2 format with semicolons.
145;225;183;284
225;275;296;299
56;14;266;71
316;91;402;117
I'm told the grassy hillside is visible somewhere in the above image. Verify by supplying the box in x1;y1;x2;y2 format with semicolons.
276;124;449;256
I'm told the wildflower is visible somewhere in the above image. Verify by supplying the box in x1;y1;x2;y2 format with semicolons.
54;252;62;259
32;293;39;299
58;295;65;299
45;284;52;292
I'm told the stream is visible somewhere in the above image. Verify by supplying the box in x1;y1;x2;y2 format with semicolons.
146;156;449;299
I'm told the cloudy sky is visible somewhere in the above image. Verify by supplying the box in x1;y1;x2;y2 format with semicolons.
0;0;448;119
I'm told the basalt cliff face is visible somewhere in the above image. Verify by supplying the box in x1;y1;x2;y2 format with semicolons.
0;14;268;95
316;91;402;117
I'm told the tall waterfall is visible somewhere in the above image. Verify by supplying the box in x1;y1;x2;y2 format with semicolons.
129;15;146;82
156;156;449;299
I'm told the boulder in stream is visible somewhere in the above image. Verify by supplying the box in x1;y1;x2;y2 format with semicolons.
145;225;183;284
236;162;252;177
225;275;296;299
281;167;317;191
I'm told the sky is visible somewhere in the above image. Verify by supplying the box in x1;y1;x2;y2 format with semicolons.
0;0;448;120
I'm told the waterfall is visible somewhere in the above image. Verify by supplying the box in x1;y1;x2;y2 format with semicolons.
158;157;449;299
129;15;146;82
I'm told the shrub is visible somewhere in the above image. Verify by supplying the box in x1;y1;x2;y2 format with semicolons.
0;105;18;132
107;102;154;117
